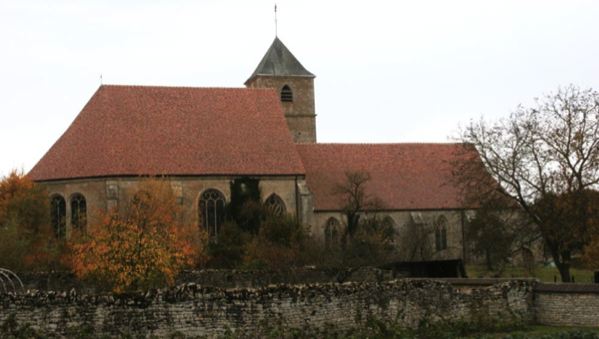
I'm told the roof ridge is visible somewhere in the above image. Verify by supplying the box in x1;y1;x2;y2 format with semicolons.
297;142;464;146
99;84;277;91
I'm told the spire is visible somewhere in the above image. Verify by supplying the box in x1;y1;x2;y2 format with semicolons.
245;37;315;85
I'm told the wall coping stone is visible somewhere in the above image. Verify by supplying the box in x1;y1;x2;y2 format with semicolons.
535;283;599;294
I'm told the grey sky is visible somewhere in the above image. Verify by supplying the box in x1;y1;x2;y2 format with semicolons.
1;0;598;176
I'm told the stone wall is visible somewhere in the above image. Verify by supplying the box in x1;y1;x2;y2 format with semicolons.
0;279;533;337
18;267;397;292
534;283;599;327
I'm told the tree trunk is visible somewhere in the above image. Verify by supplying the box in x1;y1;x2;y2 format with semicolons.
485;250;493;271
556;261;571;283
546;241;572;282
550;249;571;282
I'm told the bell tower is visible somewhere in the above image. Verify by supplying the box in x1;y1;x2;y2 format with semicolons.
245;37;316;143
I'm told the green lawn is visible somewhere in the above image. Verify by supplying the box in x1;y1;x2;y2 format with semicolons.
464;325;599;338
466;264;595;283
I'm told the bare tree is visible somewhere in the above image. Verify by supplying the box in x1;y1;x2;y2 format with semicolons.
466;199;537;274
331;171;397;266
456;85;599;282
332;171;383;239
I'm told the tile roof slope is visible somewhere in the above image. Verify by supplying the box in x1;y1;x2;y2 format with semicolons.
245;37;315;85
295;143;478;211
29;85;306;181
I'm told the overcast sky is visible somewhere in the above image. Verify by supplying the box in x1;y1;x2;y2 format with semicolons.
1;0;598;176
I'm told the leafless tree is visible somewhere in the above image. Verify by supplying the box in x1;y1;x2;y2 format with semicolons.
456;85;599;282
332;171;384;239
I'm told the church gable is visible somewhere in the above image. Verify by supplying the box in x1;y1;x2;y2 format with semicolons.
29;85;305;181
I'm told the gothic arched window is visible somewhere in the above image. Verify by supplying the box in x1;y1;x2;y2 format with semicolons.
50;194;66;238
199;189;226;237
70;193;87;232
264;194;286;217
435;216;448;251
382;216;397;242
324;217;340;249
281;85;293;102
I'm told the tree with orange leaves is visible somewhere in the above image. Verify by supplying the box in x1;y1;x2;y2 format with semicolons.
70;179;207;292
0;170;61;271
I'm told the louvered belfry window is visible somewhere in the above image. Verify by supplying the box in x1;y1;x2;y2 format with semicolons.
281;85;293;102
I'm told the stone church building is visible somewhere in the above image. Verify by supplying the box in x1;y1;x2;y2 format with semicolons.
29;37;479;261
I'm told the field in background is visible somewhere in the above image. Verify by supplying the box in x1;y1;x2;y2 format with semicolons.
466;264;595;283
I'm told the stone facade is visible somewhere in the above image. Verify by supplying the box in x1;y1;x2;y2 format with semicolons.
245;75;316;143
43;176;303;237
43;175;470;262
0;279;534;337
312;210;471;261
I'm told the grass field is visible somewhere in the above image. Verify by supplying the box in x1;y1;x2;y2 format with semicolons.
466;264;595;283
463;325;599;338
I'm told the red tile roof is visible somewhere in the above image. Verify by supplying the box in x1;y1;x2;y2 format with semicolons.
29;85;305;181
295;143;478;211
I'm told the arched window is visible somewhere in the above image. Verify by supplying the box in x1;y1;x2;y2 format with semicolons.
280;85;293;102
264;194;286;216
199;189;226;237
382;216;396;242
324;217;340;249
50;195;66;238
131;190;151;212
435;216;448;251
70;193;87;232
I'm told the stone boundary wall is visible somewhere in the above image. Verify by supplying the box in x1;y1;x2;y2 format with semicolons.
0;279;533;337
444;280;599;327
17;267;398;292
534;283;599;327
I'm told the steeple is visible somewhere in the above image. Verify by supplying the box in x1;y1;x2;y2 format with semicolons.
245;37;317;143
245;37;315;85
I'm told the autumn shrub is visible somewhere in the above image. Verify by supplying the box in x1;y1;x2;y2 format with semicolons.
69;179;208;292
243;214;310;269
206;221;249;268
0;170;63;271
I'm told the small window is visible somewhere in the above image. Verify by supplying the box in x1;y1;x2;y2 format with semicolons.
435;216;448;251
50;195;66;238
264;194;286;217
70;193;87;232
324;217;340;249
281;85;293;102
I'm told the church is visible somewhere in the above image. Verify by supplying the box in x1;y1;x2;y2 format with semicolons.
29;37;478;261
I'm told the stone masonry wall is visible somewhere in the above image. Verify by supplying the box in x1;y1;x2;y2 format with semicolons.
0;279;533;337
17;267;396;292
246;75;316;143
534;283;599;327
